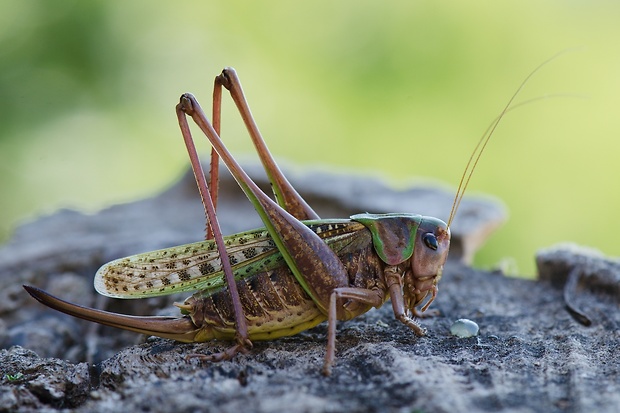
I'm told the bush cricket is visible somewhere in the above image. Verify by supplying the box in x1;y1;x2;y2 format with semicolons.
25;59;556;375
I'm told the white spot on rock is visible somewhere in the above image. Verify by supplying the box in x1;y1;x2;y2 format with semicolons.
450;319;479;338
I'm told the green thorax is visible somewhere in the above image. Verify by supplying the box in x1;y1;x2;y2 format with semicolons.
350;213;423;266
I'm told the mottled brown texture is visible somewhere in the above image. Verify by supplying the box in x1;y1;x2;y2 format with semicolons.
186;265;322;341
182;220;387;342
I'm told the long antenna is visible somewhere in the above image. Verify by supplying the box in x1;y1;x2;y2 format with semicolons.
446;51;571;228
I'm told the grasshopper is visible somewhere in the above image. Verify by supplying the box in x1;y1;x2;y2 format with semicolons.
24;61;551;375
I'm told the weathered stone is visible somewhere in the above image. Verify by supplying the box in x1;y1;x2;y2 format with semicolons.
2;167;617;412
537;243;620;328
0;346;90;411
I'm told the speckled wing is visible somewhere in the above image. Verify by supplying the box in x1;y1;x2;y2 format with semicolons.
94;227;281;298
94;219;367;299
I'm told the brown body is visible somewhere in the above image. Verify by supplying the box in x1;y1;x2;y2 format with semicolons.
24;67;454;375
185;226;386;342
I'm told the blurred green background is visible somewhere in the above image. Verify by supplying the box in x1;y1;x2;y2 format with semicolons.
1;1;619;276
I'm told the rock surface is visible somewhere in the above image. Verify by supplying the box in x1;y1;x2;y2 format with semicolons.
1;167;618;413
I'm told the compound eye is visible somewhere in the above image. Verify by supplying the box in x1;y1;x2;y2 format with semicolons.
423;233;438;251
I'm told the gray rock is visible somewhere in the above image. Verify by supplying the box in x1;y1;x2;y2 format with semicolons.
537;243;620;327
2;167;618;412
0;346;90;411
